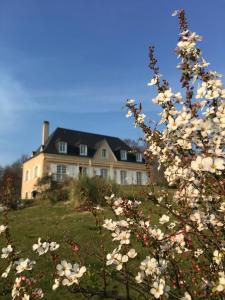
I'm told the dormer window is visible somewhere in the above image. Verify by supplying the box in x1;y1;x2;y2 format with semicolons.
80;144;87;156
120;150;127;160
136;153;142;162
58;141;67;154
101;148;107;159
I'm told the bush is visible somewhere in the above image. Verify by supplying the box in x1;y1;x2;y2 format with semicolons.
69;175;121;208
35;176;70;203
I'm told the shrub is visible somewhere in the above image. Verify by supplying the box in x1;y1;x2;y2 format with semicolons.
69;175;121;208
35;176;70;203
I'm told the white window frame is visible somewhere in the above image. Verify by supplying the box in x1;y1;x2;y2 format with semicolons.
80;144;88;156
136;153;142;162
136;171;142;185
55;164;67;182
101;148;107;159
100;168;108;178
58;141;67;154
120;170;127;185
120;150;127;161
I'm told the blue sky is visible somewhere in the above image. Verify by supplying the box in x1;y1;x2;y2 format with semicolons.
0;0;225;166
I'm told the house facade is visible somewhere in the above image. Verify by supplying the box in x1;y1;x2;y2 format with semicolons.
21;121;149;199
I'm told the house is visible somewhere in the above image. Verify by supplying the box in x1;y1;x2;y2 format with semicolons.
21;121;148;199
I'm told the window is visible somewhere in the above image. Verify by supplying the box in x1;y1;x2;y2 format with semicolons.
101;148;107;159
120;170;127;185
55;164;67;182
136;153;142;162
120;150;127;160
136;172;142;185
80;144;87;156
58;141;67;154
79;166;87;176
100;168;108;178
114;169;117;181
25;170;29;181
34;166;38;178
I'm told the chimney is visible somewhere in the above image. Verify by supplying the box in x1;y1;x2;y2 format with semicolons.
42;121;49;146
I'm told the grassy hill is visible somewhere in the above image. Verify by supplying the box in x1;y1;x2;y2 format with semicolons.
0;184;172;300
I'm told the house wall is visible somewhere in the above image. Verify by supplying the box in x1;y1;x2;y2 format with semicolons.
21;153;45;199
21;152;149;199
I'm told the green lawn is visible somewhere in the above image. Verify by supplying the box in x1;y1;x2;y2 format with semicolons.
0;201;103;299
0;185;172;300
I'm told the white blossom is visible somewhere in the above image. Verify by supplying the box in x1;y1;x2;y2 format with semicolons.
1;245;13;259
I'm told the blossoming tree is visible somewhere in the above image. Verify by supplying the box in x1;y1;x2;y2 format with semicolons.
0;9;224;300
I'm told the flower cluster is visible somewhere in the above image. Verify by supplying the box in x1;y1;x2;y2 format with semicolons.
12;276;43;300
55;260;86;287
32;238;59;255
124;9;225;299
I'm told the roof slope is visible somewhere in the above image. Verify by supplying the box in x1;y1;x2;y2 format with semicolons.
38;127;143;163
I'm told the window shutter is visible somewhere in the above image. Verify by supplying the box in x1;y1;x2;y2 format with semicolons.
95;168;100;176
66;165;75;177
50;164;57;174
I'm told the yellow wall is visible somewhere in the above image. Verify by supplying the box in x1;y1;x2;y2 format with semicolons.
21;151;148;199
21;153;45;199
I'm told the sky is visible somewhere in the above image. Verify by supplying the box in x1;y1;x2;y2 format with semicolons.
0;0;225;166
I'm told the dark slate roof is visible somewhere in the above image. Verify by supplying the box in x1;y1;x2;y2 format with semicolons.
35;127;144;163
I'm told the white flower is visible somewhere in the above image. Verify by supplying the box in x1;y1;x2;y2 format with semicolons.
137;113;146;124
135;271;144;283
33;288;43;299
56;260;86;287
126;110;132;118
112;230;130;245
167;116;179;131
159;215;170;225
127;249;137;258
181;292;192;300
127;99;135;105
52;278;60;290
0;225;7;234
103;219;117;231
218;202;225;212
148;77;158;86
215;272;225;292
191;156;203;171
57;260;72;277
15;258;36;273
168;222;176;229
194;249;203;258
172;10;179;17
32;238;49;255
49;241;60;251
201;157;225;173
150;279;165;299
1;245;13;259
140;257;159;275
33;238;59;255
153;89;173;104
61;264;86;286
213;250;223;265
1;262;12;278
151;228;164;240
